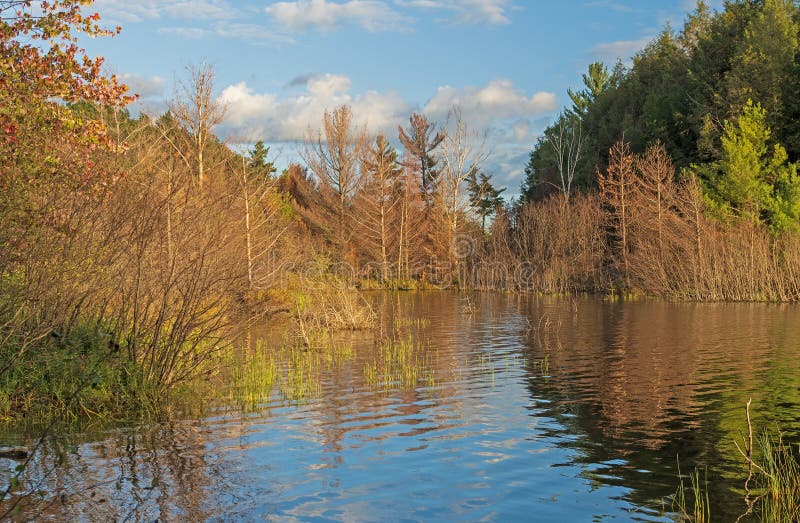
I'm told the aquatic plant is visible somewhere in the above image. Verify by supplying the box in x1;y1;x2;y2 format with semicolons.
363;336;435;391
672;463;710;523
671;400;800;522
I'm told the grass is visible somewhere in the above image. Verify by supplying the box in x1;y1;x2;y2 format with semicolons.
363;336;436;391
226;340;279;412
0;324;140;427
671;401;800;522
672;463;710;523
225;337;357;409
746;430;800;522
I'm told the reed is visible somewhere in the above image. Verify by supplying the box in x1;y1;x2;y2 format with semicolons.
672;463;710;523
363;336;435;390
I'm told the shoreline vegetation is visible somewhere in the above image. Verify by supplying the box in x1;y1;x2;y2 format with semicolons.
673;401;800;523
3;0;800;519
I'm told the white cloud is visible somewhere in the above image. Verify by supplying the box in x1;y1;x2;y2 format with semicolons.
120;73;167;99
213;22;292;43
157;22;291;43
423;79;556;126
218;75;555;144
395;0;515;25
583;1;634;13
265;0;412;32
592;36;651;61
218;74;412;142
157;26;209;38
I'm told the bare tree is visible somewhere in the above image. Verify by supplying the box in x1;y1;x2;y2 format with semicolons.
234;148;291;289
302;105;366;249
550;114;584;200
598;139;637;288
169;62;226;188
355;134;403;282
636;141;675;255
437;107;489;256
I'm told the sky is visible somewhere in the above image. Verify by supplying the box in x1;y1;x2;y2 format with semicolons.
83;0;723;195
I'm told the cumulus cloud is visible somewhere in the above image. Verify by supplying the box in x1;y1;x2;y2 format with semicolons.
592;36;651;61
218;74;412;142
423;79;556;126
120;73;167;99
217;75;555;145
265;0;412;32
157;22;290;43
395;0;515;25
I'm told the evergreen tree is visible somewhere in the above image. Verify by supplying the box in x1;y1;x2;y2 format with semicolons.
567;62;611;119
467;171;506;233
697;100;800;233
398;113;445;210
247;140;277;181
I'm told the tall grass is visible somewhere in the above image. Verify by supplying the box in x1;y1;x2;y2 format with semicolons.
748;431;800;522
363;336;435;390
672;401;800;522
672;463;710;523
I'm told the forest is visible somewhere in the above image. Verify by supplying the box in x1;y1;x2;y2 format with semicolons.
1;0;800;422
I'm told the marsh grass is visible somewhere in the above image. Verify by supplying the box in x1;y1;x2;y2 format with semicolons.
743;430;800;522
0;325;140;427
671;401;800;523
673;463;710;523
226;340;279;412
394;317;431;329
363;336;435;390
225;336;357;409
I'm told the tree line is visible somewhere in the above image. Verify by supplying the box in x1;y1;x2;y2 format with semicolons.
497;0;800;300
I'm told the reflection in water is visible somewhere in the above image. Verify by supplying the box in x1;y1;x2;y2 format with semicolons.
3;293;800;521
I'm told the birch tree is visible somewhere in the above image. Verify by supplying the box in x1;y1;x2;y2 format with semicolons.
169;62;226;188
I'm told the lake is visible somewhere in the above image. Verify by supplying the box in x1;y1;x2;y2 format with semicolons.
3;292;800;521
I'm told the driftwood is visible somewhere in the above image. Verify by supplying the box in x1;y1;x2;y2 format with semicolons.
0;448;28;460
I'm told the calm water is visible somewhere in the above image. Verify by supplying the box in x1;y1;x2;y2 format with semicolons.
3;293;800;521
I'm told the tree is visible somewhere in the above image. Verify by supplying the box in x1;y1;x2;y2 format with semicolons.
698;100;800;233
248;140;278;180
467;171;505;233
398;113;445;210
520;132;559;203
235;146;288;288
302;105;366;250
599;140;638;287
636;141;676;255
169;62;226;188
567;62;611;119
355;134;403;281
725;0;799;139
550;113;585;200
437;107;489;259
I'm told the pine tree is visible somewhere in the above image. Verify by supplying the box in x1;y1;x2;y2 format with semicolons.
398;113;445;211
567;62;611;119
698;100;800;233
467;171;506;233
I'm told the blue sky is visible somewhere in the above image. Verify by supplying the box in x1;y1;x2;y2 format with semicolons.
85;0;721;194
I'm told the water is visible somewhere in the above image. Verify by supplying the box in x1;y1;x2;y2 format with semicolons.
3;293;800;521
